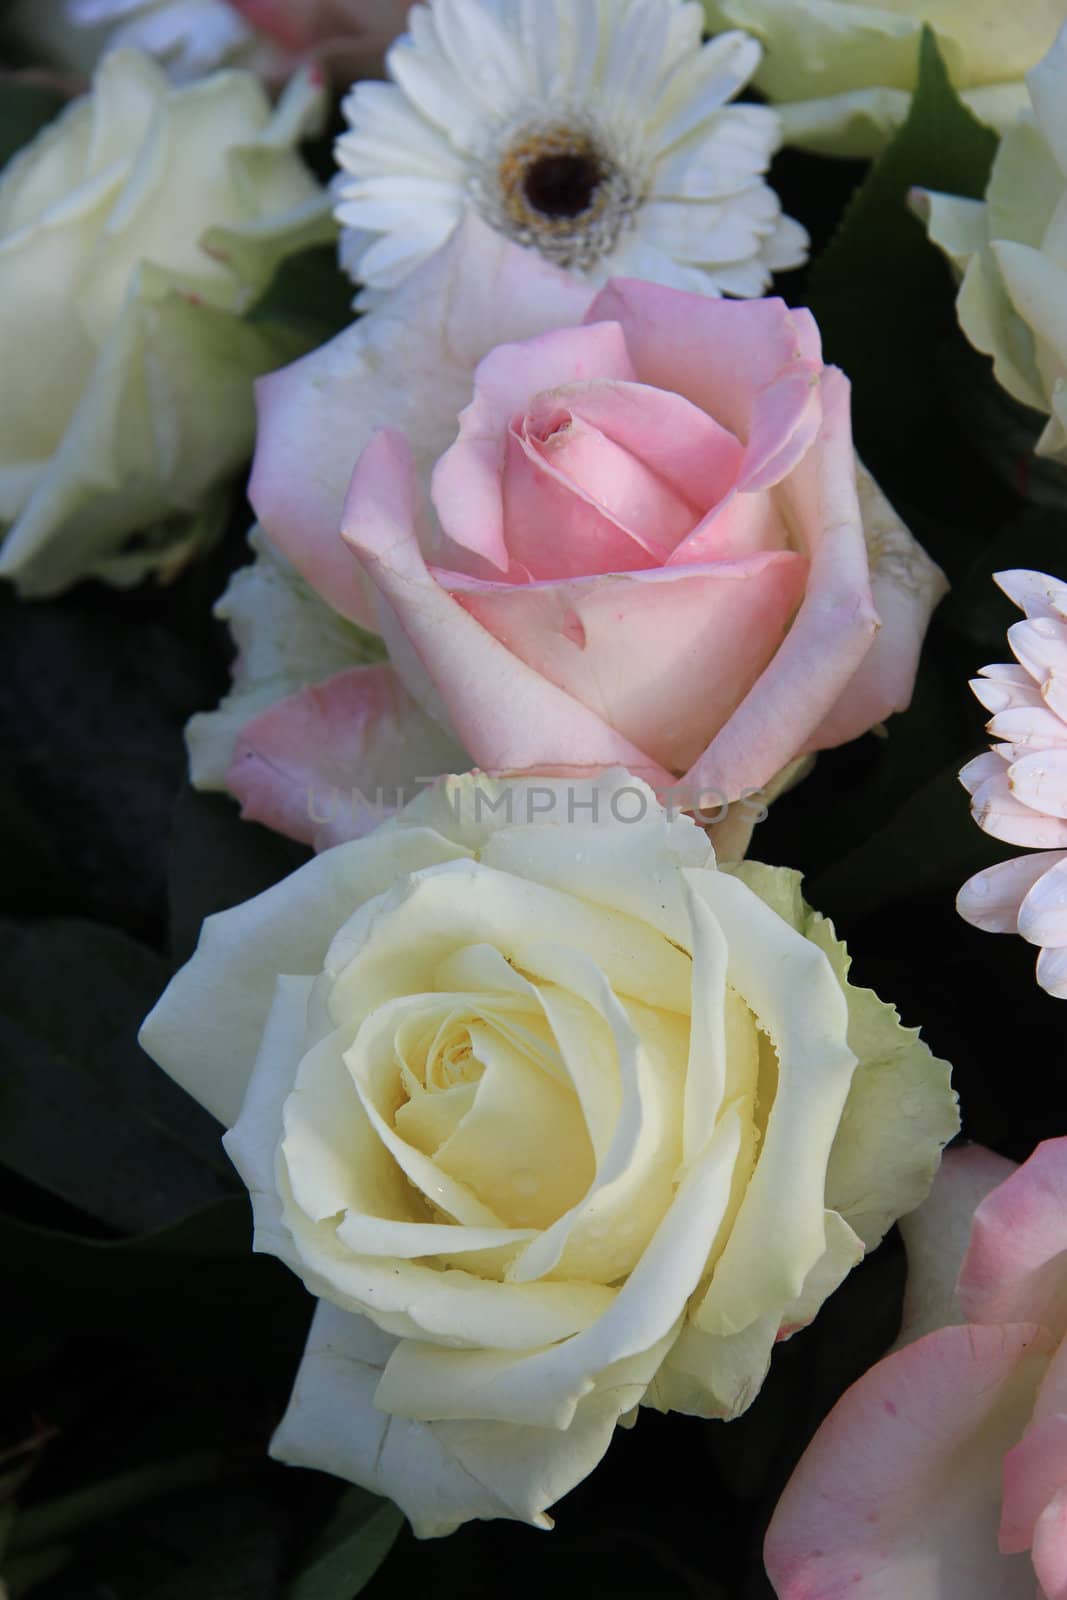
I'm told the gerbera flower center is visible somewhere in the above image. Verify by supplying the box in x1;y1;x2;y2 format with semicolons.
515;137;605;220
471;114;642;274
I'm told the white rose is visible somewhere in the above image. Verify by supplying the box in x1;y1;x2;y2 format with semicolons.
0;50;333;597
921;22;1067;465
140;772;958;1536
702;0;1067;156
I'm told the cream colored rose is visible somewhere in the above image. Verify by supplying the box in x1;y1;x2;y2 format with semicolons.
0;50;333;597
921;23;1067;465
702;0;1067;156
140;773;958;1536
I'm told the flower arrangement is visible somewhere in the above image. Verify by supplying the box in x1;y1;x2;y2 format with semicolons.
2;4;1066;1596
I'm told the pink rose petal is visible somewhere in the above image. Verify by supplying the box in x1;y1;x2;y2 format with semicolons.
1032;1484;1067;1600
341;428;674;787
227;663;463;850
585;280;823;443
1001;1415;1067;1557
764;1323;1052;1600
437;549;808;775
431;321;636;573
959;1138;1067;1338
534;378;743;510
501;418;676;579
677;368;878;803
249;213;593;624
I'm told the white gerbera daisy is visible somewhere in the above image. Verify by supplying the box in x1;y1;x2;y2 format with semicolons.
66;0;265;82
334;0;808;302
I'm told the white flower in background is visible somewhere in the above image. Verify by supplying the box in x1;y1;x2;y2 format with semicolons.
702;0;1067;158
334;0;807;303
64;0;269;82
920;21;1067;466
0;51;334;598
958;571;1067;999
7;0;415;88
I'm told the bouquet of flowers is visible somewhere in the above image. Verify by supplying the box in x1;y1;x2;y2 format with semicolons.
3;3;1067;1597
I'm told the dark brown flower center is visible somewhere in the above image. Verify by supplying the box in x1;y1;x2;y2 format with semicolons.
522;150;604;218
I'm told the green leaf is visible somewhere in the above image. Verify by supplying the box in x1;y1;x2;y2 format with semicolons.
9;1452;225;1557
805;27;1010;574
168;787;312;967
0;1196;310;1370
0;920;235;1234
245;242;355;346
0;81;65;174
288;1488;403;1600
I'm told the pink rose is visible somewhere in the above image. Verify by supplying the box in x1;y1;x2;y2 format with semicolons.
765;1139;1067;1600
216;217;944;847
231;0;414;82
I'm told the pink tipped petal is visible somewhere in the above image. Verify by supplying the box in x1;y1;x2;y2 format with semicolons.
996;570;1067;623
969;769;1067;849
226;663;464;850
764;1323;1053;1600
958;854;1067;934
1037;945;1067;999
1019;857;1067;949
973;667;1044;716
430;321;636;571
678;368;878;803
959;1138;1067;1337
438;551;809;776
962;750;1011;797
1009;620;1067;714
1032;1485;1067;1600
1009;749;1067;820
501;421;676;579
988;705;1067;748
585;281;823;443
249;212;593;617
1001;1416;1067;1556
341;429;674;786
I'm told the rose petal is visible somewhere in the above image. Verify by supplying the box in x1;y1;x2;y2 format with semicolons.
248;211;593;625
341;428;675;787
677;368;879;802
138;825;472;1125
585;280;823;446
764;1323;1052;1600
1032;1484;1067;1600
896;1144;1017;1346
431;321;636;573
437;551;809;775
226;662;466;850
959;1137;1067;1338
